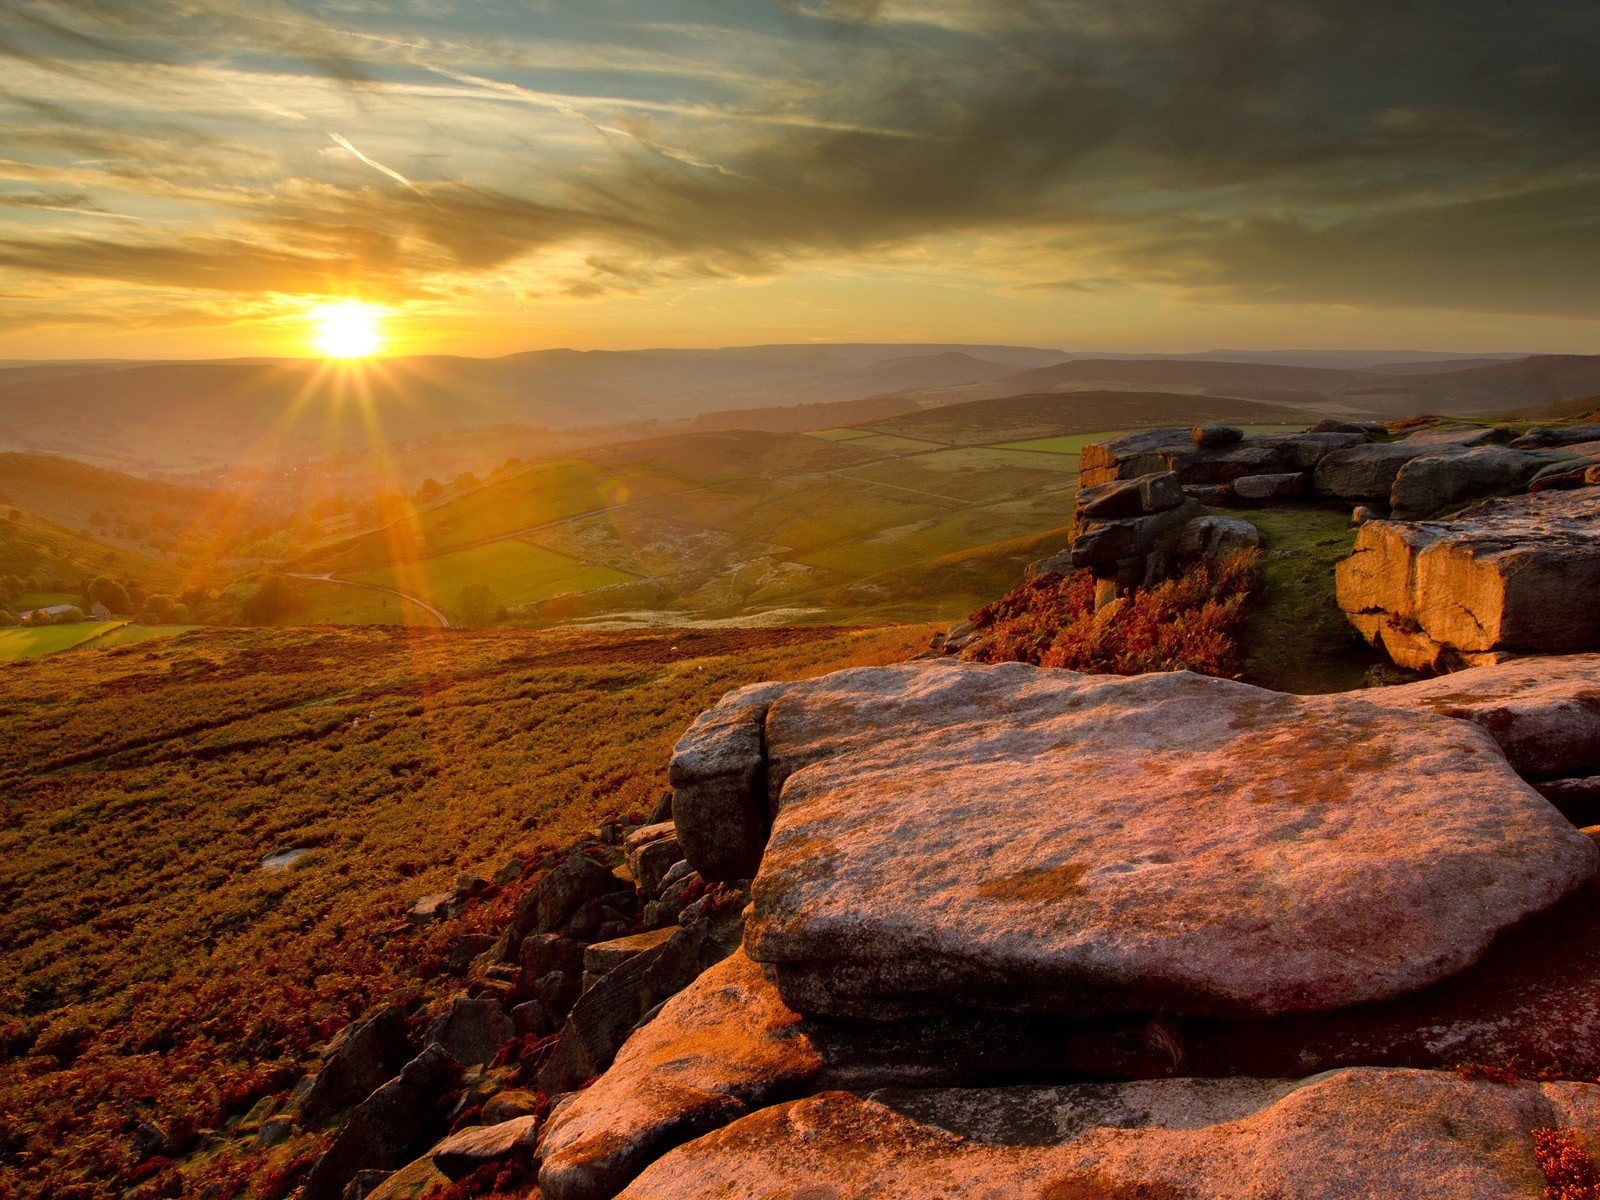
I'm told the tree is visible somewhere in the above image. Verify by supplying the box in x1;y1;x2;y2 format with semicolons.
86;576;130;615
140;595;179;624
241;576;291;625
0;610;15;627
456;583;497;627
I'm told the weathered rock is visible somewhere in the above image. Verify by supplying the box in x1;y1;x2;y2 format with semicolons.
616;1071;1600;1200
481;1090;543;1124
667;684;785;883
733;662;1594;1020
584;927;679;985
429;1115;540;1181
257;1117;294;1148
1191;423;1243;446
537;951;825;1200
360;1157;451;1200
1358;654;1600;779
1314;439;1469;500
1175;514;1262;561
302;1007;416;1123
538;915;742;1094
1067;497;1200;568
131;1120;170;1159
406;894;455;926
1308;418;1380;437
624;823;684;897
534;970;580;1020
1512;423;1600;448
509;1001;550;1038
427;996;513;1068
1337;488;1600;670
1534;777;1600;826
1389;445;1551;518
499;853;618;958
1230;471;1309;501
301;1044;463;1200
1352;504;1377;525
1080;427;1364;488
1075;475;1147;518
519;933;584;983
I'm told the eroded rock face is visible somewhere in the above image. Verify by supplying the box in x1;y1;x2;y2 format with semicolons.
1388;445;1555;518
1080;428;1364;489
688;662;1597;1021
536;951;824;1200
616;1071;1600;1200
667;685;785;882
1336;488;1600;670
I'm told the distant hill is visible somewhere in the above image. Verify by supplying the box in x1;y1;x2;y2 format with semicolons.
857;389;1315;445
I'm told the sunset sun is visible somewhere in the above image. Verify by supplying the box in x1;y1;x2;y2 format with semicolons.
309;300;384;359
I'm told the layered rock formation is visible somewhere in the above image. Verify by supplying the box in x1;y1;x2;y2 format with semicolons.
1337;487;1600;670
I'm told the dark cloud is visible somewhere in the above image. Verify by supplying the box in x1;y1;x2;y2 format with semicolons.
0;0;1597;318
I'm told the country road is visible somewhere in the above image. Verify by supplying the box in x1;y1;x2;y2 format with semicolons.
286;573;451;628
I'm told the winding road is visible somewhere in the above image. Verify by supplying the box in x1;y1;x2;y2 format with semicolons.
286;573;451;628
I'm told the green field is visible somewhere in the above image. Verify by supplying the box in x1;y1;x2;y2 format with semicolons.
0;622;122;659
351;538;635;612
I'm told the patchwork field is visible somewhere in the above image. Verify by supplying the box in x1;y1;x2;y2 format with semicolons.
0;622;933;1200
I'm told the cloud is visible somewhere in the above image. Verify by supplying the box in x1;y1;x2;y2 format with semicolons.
0;0;1597;322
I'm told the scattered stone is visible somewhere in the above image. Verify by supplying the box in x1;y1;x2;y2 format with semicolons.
492;858;524;886
727;662;1594;1020
1352;504;1377;525
301;1044;463;1200
1314;439;1470;500
342;1169;397;1200
1175;514;1262;561
1067;498;1200;568
647;790;673;824
539;914;742;1095
1230;471;1309;501
537;951;825;1200
509;1000;550;1038
1192;424;1243;447
359;1158;450;1200
614;1070;1600;1200
500;853;618;957
302;1007;415;1124
1337;488;1600;670
1389;445;1552;518
260;847;310;872
131;1120;171;1159
519;932;584;982
406;894;455;926
1308;418;1380;436
256;1117;294;1148
427;996;513;1068
429;1115;540;1181
482;1090;543;1124
584;927;679;981
624;823;684;897
534;971;581;1022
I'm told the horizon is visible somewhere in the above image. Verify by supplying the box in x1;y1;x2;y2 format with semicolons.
2;2;1598;359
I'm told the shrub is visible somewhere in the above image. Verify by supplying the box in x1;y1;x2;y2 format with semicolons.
1533;1127;1600;1200
962;552;1263;679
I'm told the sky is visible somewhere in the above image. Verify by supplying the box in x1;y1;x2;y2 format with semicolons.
1;0;1598;359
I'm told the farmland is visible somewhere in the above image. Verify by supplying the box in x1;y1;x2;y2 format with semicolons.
0;622;933;1199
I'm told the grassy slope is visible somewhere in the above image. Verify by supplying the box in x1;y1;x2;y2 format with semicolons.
0;506;180;597
0;622;932;1199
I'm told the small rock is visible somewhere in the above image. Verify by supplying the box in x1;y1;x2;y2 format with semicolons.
584;927;680;979
446;934;495;975
257;1117;294;1148
660;859;695;891
406;893;455;926
341;1170;393;1200
510;1000;550;1038
427;997;514;1068
519;933;584;982
1352;505;1377;526
430;1115;540;1181
454;873;489;897
535;970;580;1021
1191;424;1243;447
498;853;618;960
1230;472;1309;502
482;1089;543;1124
301;1007;416;1124
1176;514;1262;562
648;791;674;824
625;823;685;897
493;858;524;886
131;1120;171;1159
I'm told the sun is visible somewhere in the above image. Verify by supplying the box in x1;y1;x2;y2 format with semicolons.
309;300;385;359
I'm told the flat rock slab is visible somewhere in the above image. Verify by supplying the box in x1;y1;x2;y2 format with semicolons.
537;951;823;1200
618;1070;1600;1200
1337;488;1600;670
1359;654;1600;780
715;662;1593;1020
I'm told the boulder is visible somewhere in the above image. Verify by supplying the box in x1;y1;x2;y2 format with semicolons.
1314;439;1470;500
482;1090;543;1124
584;927;679;984
1175;514;1262;561
537;951;825;1200
519;933;584;982
1336;488;1600;670
1357;654;1600;780
429;1115;540;1181
360;1157;451;1200
302;1006;416;1123
427;996;513;1068
1308;418;1380;436
615;1071;1600;1200
1192;424;1243;447
667;684;786;882
406;894;455;926
1389;446;1551;518
716;662;1594;1021
1078;428;1358;489
538;915;742;1094
300;1044;463;1200
1230;472;1308;501
499;853;619;958
1512;423;1600;448
624;823;683;897
1067;498;1199;568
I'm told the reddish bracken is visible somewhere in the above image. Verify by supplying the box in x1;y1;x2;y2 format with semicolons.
961;552;1263;679
1534;1127;1600;1200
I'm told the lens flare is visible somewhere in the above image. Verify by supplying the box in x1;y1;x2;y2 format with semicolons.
310;301;384;359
